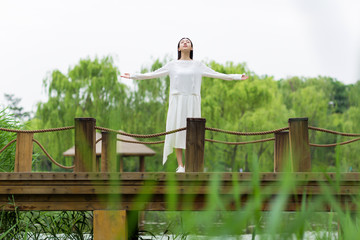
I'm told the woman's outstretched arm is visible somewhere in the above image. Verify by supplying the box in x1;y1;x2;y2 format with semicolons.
201;63;248;81
121;63;170;80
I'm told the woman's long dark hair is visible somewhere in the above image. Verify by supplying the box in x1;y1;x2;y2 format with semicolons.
177;37;193;60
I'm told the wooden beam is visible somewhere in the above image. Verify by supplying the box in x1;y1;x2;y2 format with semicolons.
14;133;34;172
2;172;360;181
185;118;206;172
0;194;357;212
2;184;360;195
1;173;360;212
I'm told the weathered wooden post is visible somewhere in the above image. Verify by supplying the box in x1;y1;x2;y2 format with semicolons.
119;156;124;172
93;210;128;240
74;118;96;172
14;133;33;172
93;210;139;240
139;156;145;172
288;118;311;172
101;131;117;172
274;131;290;172
185;118;206;172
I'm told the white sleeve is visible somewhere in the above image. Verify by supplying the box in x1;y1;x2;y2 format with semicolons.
130;63;170;80
201;63;243;81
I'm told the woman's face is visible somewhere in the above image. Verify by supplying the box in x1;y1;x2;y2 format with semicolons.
178;38;193;52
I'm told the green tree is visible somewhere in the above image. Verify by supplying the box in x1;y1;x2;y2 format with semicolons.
201;61;291;172
278;75;360;171
29;56;360;173
30;56;128;171
124;57;173;171
3;94;30;122
336;80;360;171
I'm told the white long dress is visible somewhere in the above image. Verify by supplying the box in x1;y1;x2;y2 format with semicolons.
130;60;243;164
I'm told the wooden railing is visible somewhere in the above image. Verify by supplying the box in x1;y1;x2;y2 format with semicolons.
2;117;360;173
2;117;360;239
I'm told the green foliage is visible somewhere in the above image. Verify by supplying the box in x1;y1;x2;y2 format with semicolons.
124;57;172;171
3;94;30;122
202;61;291;172
30;56;128;171
3;56;360;239
140;166;360;239
0;109;19;172
0;205;92;240
24;55;360;172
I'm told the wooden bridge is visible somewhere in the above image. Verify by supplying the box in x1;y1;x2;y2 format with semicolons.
1;117;360;239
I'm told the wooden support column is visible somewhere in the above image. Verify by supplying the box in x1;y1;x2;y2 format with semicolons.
185;118;206;172
95;157;100;172
101;131;117;172
274;131;290;172
288;118;311;172
119;156;124;172
74;118;96;172
127;210;139;240
14;133;33;172
139;156;145;172
93;210;128;240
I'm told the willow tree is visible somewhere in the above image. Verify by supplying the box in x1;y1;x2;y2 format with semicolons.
30;56;128;171
123;58;172;171
200;61;292;172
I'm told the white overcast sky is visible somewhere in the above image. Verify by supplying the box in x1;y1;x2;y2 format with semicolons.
1;0;360;114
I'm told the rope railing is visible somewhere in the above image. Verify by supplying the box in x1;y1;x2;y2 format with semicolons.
0;126;75;134
309;126;360;137
3;119;360;174
310;137;360;147
95;126;186;138
32;139;74;169
205;137;275;145
205;127;289;136
117;138;165;145
308;126;360;147
0;139;17;154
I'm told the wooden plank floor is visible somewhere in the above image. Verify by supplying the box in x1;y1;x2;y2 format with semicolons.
1;172;359;211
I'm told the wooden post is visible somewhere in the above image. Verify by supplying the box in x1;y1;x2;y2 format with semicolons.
127;210;139;240
139;156;145;172
274;131;290;172
74;118;96;172
101;131;117;172
185;118;206;172
119;156;124;172
14;133;33;172
95;157;100;172
288;118;311;172
93;210;127;240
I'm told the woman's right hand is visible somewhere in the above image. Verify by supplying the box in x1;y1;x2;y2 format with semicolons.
120;73;131;79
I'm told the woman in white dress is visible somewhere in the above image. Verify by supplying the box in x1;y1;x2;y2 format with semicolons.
121;38;248;172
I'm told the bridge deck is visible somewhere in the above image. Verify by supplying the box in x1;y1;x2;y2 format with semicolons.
1;172;359;211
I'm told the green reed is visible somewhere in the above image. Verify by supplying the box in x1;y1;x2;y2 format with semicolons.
0;205;93;240
2;148;360;239
141;151;359;239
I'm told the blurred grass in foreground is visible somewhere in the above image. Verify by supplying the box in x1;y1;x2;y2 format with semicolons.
1;155;360;239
